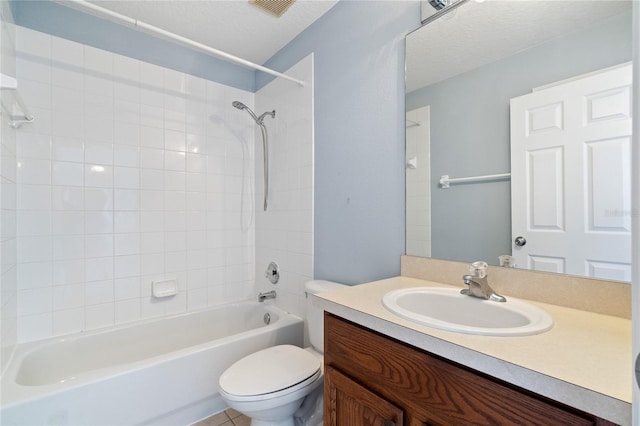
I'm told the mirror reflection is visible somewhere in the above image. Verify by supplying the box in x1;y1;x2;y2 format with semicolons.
405;0;633;281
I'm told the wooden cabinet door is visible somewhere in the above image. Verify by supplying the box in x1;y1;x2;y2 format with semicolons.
325;366;404;426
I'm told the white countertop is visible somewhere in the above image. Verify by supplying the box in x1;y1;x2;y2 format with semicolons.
314;276;632;425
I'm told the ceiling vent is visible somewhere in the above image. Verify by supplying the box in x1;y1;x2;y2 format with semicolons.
250;0;296;17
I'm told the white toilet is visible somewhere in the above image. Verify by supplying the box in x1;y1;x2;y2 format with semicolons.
218;280;346;426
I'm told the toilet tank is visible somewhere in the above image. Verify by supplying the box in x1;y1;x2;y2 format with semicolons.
305;280;347;353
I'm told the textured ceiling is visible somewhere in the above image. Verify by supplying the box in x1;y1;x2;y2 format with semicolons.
407;0;632;93
80;0;339;65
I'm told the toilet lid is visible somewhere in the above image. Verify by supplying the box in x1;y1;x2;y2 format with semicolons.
219;345;321;397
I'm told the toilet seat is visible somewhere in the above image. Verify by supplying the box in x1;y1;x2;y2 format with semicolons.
219;345;322;402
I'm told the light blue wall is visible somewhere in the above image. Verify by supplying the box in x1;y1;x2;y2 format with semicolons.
259;1;420;284
406;11;632;265
10;0;255;91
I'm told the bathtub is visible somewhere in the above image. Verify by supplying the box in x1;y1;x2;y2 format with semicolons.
0;302;303;426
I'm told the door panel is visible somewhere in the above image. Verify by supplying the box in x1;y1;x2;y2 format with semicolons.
511;63;632;277
325;366;403;426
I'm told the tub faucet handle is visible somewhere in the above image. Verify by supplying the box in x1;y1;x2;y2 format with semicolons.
258;290;277;302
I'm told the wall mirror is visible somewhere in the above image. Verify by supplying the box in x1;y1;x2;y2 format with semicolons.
405;0;633;281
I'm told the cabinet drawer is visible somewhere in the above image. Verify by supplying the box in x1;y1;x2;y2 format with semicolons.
324;313;604;426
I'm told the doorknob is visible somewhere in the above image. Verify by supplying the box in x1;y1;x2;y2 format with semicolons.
635;353;640;388
514;236;527;247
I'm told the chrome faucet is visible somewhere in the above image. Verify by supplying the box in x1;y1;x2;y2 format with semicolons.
258;290;276;303
461;261;506;303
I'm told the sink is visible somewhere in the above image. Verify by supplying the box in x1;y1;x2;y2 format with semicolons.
382;287;553;336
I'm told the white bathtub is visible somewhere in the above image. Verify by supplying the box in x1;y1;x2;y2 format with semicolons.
0;302;303;426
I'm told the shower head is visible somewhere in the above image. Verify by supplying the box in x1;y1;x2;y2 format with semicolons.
232;101;248;110
231;101;275;125
232;101;260;123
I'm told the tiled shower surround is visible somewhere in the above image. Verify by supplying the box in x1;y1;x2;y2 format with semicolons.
13;26;266;342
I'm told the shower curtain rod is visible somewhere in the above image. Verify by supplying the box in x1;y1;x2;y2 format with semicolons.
60;0;306;87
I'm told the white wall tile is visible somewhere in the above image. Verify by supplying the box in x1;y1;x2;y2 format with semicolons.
187;288;207;311
164;150;185;171
114;189;139;211
114;166;139;189
18;262;52;290
140;169;164;190
18;236;52;263
85;188;113;211
114;276;140;301
140;232;164;254
19;312;52;341
85;164;113;188
85;234;113;258
114;54;139;81
19;287;52;316
114;212;139;233
114;145;139;167
85;280;113;305
140;126;164;149
52;161;83;186
16;57;50;85
15;27;261;342
52;66;83;90
164;191;185;211
53;283;84;310
114;233;139;256
17;158;51;185
140;105;163;128
19;79;52;111
114;102;140;126
140;190;163;211
141;253;163;276
85;257;114;282
52;235;84;261
114;298;140;324
51;186;82;211
164;129;186;152
140;148;164;170
85;142;113;165
165;231;186;252
85;94;114;119
52;108;83;140
52;137;84;163
52;86;83;110
85;302;114;330
164;171;185;191
52;211;84;235
114;255;140;278
84;116;114;143
85;211;113;234
53;259;85;286
53;308;84;335
17;210;51;236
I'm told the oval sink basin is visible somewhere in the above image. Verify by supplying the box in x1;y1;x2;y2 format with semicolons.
382;287;553;336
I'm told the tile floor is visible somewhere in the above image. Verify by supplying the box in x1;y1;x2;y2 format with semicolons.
193;408;250;426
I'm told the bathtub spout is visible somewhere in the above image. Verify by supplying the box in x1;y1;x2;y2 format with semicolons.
258;290;276;302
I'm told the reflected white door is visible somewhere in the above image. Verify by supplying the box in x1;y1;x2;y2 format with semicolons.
510;63;632;279
406;106;431;257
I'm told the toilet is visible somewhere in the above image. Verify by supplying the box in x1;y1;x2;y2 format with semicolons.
218;280;346;426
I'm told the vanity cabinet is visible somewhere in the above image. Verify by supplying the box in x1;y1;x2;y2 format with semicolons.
324;313;616;426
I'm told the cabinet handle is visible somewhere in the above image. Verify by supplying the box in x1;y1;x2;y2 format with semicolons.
383;421;396;426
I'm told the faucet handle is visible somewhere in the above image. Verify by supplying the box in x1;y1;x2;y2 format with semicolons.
469;261;488;278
